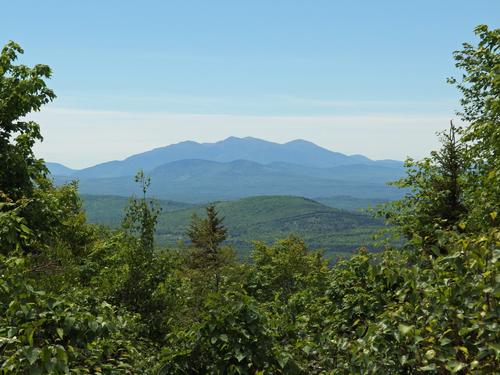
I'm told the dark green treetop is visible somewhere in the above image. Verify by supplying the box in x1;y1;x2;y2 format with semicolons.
187;203;227;256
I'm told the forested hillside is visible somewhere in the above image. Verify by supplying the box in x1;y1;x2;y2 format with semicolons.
1;25;499;374
83;194;384;256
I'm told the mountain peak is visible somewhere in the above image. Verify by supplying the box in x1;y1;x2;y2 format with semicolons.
220;136;271;144
52;136;404;179
285;139;318;147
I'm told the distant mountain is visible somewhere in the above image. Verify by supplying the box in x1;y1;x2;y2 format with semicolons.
54;158;404;203
46;162;76;176
53;137;402;179
49;137;405;203
265;162;404;184
82;194;385;256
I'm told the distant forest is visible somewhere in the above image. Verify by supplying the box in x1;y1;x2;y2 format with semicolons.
82;194;386;256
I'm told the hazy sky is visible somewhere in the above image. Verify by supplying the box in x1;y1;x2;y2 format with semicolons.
2;1;499;168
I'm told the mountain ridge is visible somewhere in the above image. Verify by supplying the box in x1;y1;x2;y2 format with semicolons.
52;158;404;203
47;136;403;179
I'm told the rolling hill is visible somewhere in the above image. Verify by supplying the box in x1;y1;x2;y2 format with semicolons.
81;194;194;227
314;195;390;211
82;194;387;257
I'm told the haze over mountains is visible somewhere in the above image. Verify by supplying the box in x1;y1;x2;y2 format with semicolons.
48;137;405;203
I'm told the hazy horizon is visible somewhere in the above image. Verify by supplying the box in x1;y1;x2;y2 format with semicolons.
3;0;499;168
45;132;421;170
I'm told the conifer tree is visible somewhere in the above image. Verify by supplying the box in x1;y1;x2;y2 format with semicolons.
187;204;227;257
187;204;227;290
384;122;467;254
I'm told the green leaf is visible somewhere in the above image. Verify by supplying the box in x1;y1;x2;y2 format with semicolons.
419;364;437;371
425;349;436;360
235;352;246;362
26;328;34;346
89;320;98;332
302;345;312;355
445;360;466;373
398;323;413;336
25;347;41;365
219;334;228;343
20;223;31;234
488;343;500;355
440;337;452;346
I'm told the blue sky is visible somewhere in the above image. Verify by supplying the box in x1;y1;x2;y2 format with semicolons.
2;1;499;167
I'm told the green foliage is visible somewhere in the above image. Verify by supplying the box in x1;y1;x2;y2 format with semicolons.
0;195;32;252
249;236;328;303
0;255;153;374
118;170;160;308
122;170;161;254
0;182;95;258
113;171;176;340
450;25;500;231
159;292;281;375
187;203;227;254
81;194;192;227
333;230;500;374
383;123;468;254
0;41;55;200
84;195;384;256
186;204;228;291
451;25;499;137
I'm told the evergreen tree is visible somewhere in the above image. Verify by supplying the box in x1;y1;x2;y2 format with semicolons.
187;204;227;290
187;204;227;257
383;122;467;254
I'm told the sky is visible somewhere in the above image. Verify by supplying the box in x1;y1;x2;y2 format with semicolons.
2;0;499;168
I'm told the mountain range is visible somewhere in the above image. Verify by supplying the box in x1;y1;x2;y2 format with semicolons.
48;137;406;203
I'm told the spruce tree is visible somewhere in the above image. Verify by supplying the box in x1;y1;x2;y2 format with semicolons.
187;204;227;258
187;204;227;290
383;122;467;255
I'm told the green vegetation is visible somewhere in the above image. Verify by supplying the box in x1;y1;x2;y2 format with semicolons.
83;194;385;256
81;194;192;226
158;196;384;257
1;26;499;374
314;195;390;211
